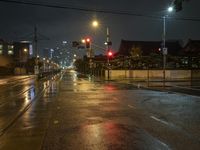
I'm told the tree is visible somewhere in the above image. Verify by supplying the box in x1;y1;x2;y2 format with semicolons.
173;0;190;12
148;53;162;68
129;45;143;69
130;45;142;57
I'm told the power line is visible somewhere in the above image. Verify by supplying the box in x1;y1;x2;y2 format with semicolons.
0;0;154;18
0;0;200;22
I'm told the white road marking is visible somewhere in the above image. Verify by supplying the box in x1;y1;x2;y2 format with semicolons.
128;104;135;109
141;129;172;150
150;116;171;126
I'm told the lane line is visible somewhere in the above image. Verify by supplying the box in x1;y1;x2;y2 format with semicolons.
150;115;200;142
150;116;171;126
128;104;135;109
141;129;172;150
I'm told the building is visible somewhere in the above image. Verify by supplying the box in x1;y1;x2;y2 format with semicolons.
13;41;32;62
182;39;200;56
181;39;200;68
0;39;15;67
116;39;182;57
0;39;32;67
42;48;52;59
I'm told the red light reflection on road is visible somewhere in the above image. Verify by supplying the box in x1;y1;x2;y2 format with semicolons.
80;121;121;149
104;84;116;91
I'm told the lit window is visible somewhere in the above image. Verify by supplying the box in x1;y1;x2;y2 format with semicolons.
0;45;3;49
29;44;33;55
8;45;14;50
0;50;2;55
8;50;13;55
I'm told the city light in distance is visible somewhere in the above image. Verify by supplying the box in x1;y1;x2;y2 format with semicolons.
23;48;28;52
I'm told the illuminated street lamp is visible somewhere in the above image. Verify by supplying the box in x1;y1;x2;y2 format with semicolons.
168;6;174;12
81;39;86;43
92;20;99;28
162;6;174;87
91;19;112;79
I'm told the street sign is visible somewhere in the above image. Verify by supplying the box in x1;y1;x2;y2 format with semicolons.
163;48;168;55
34;65;39;74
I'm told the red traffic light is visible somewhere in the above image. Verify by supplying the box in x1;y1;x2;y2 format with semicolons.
85;38;91;48
86;38;90;42
108;51;113;57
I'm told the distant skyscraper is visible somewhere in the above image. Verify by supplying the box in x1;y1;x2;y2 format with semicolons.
42;48;51;58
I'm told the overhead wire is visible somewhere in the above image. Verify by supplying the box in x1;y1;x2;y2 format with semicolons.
0;0;200;22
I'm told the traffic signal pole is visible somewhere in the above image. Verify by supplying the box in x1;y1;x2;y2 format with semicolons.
106;27;110;79
34;26;39;75
85;38;93;75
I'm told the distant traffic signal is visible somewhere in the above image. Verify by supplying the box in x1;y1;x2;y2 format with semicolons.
107;51;113;57
85;38;91;48
72;41;79;47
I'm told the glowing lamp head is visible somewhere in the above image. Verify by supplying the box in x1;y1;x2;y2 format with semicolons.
168;6;174;12
92;20;99;27
82;39;86;43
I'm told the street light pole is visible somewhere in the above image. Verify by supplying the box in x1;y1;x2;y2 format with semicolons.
91;20;112;79
162;6;173;87
163;16;167;87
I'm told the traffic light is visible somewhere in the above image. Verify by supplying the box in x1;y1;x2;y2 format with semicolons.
173;0;183;12
107;51;113;58
85;38;91;48
72;41;79;47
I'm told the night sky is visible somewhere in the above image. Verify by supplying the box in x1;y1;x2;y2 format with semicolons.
0;0;200;55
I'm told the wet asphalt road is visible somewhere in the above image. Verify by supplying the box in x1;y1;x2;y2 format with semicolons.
0;71;200;150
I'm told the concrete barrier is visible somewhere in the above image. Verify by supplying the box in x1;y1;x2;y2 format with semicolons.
105;69;200;80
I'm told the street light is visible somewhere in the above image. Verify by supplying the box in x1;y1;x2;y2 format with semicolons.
168;6;174;12
91;20;112;79
43;58;46;72
92;20;99;28
163;6;174;87
81;39;86;43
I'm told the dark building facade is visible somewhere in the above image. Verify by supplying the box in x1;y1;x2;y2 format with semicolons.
182;39;200;56
13;41;31;62
117;39;183;57
0;39;32;66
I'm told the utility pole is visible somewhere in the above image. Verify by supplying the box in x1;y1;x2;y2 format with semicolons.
162;6;173;87
34;25;38;57
34;25;39;74
163;16;167;87
18;25;49;75
106;27;111;79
